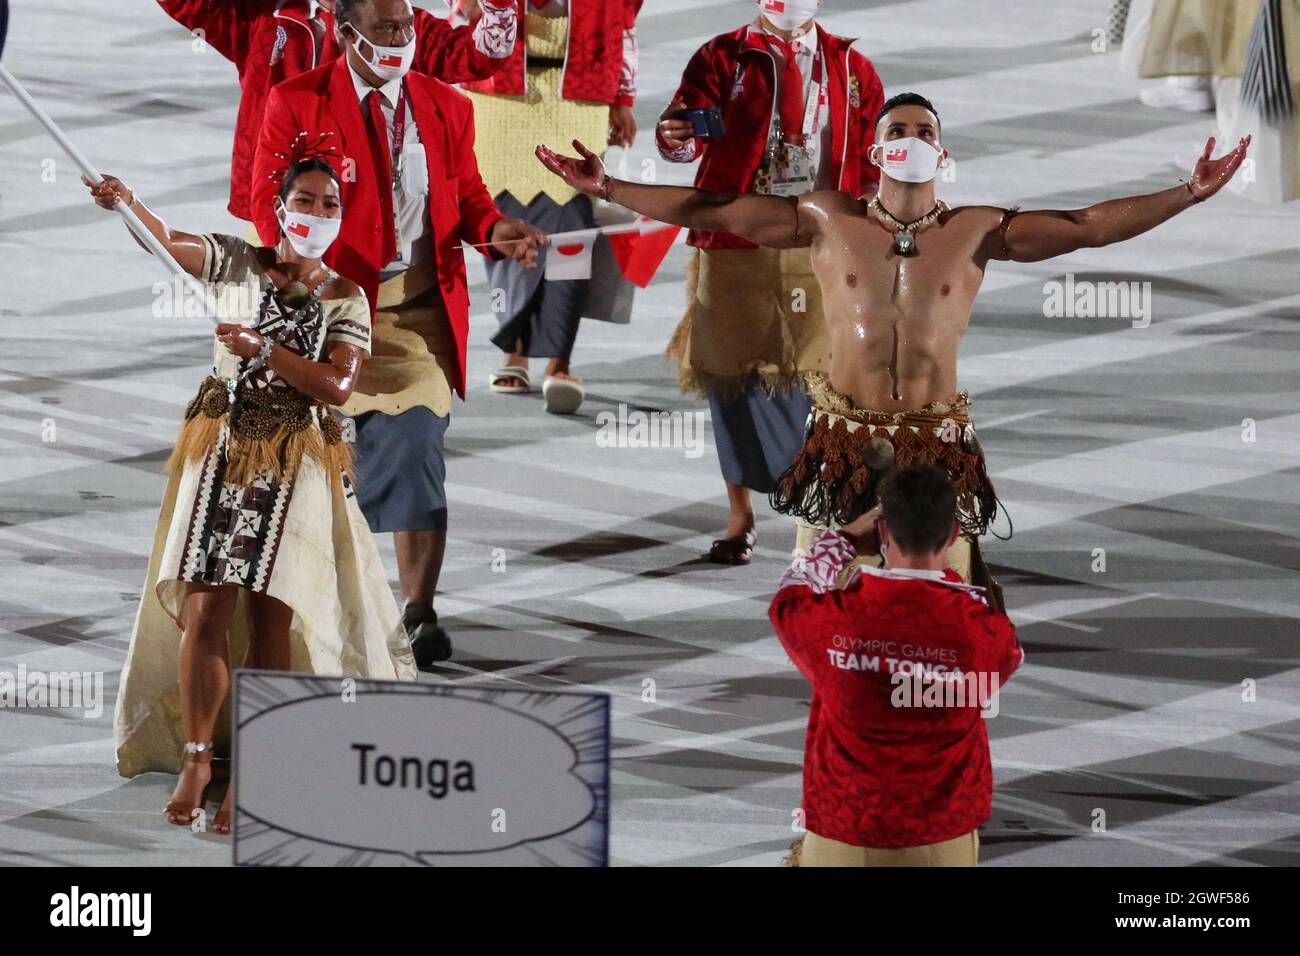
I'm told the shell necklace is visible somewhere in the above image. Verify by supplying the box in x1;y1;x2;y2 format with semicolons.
868;195;947;257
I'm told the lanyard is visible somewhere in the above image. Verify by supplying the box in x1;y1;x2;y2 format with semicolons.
800;49;826;145
390;83;408;187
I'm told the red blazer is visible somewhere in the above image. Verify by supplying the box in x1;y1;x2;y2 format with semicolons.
462;0;642;106
251;57;504;401
655;23;884;250
159;0;509;220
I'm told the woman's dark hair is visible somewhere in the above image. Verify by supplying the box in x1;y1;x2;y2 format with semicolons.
277;157;342;204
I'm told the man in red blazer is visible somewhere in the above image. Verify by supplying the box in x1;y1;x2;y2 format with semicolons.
652;0;885;565
252;0;543;667
158;0;519;222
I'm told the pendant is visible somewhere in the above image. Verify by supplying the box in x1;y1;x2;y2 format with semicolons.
279;280;311;310
893;230;917;257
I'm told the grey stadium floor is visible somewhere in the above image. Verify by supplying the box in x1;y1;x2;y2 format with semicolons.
1;0;1298;866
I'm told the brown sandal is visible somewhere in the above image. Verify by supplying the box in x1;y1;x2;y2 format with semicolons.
708;529;756;565
164;741;214;827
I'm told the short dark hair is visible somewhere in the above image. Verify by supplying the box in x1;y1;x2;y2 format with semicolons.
334;0;367;26
277;157;341;203
878;464;957;556
874;92;941;137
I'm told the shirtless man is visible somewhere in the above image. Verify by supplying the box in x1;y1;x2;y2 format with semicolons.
536;91;1249;603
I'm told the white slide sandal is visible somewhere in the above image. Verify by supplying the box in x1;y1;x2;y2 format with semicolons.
489;365;532;394
542;376;585;415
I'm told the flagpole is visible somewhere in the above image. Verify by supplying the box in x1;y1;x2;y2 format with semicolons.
0;63;220;324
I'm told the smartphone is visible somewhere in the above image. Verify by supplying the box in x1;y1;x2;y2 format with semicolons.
670;107;725;139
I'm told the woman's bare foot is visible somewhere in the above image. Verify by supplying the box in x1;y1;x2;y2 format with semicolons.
164;747;214;827
213;785;233;835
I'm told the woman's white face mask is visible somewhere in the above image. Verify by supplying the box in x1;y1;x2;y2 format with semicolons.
870;137;946;184
758;0;820;33
345;23;416;82
276;198;342;259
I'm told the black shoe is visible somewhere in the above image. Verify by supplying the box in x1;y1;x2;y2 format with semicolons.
403;603;452;668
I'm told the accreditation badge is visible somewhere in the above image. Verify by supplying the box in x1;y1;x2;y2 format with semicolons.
770;142;813;197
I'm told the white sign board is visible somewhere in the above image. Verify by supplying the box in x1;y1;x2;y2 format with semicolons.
232;671;610;866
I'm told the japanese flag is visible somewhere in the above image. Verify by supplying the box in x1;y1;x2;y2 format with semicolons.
545;228;598;281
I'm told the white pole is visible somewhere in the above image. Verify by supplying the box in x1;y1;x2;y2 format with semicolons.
0;63;220;324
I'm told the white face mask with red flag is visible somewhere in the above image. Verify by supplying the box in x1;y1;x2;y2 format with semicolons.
345;24;416;82
276;199;342;260
758;0;820;32
870;137;945;184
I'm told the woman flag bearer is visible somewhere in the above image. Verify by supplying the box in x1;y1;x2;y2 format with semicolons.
88;150;415;835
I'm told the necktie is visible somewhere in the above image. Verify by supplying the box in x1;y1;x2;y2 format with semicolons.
364;89;397;265
767;36;808;146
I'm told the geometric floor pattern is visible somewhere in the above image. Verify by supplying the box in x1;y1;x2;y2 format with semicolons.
1;0;1298;865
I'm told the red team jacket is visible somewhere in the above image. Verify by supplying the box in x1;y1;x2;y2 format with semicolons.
656;23;885;250
251;57;504;400
461;0;643;106
159;0;511;220
769;532;1023;848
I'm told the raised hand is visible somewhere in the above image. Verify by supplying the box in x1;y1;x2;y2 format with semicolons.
1188;135;1250;202
535;140;608;198
83;174;133;210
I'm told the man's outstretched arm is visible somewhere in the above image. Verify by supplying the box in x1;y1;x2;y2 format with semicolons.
987;136;1250;263
535;140;814;249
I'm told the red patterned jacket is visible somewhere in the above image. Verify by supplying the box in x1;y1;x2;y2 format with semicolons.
461;0;643;106
655;23;884;250
769;532;1023;849
158;0;516;220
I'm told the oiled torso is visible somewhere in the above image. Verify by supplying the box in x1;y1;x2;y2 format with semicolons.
802;194;1000;413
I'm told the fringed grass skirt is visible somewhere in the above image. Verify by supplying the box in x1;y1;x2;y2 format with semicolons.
113;379;415;778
